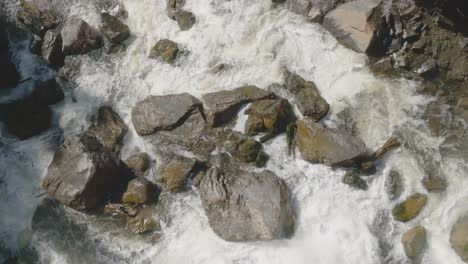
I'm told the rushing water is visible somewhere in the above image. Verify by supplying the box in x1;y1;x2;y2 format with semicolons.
1;0;467;263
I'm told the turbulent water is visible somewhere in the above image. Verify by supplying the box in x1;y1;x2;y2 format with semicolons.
1;0;467;263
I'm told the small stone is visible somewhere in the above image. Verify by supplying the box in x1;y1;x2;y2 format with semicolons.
100;12;130;44
385;170;403;200
175;10;196;31
104;203;138;217
149;39;179;64
122;177;159;205
360;161;376;175
401;226;427;258
392;193;428;222
86;106;128;153
422;177;447;192
255;151;269;168
16;0;58;36
342;171;368;190
244;99;295;136
306;7;323;23
125;152;151;172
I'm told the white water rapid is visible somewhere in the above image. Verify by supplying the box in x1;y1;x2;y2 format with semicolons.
1;0;467;263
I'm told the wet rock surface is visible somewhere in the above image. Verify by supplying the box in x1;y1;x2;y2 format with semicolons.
244;98;295;136
100;12;130;44
86;106;128;153
61;16;102;55
125;152;151;173
392;193;428;222
149;39;180;64
402;226;427;258
159;154;198;192
175;10;196;31
122;177;159;205
41;29;65;68
342;170;368;190
450;214;468;262
198;155;295;241
16;0;59;36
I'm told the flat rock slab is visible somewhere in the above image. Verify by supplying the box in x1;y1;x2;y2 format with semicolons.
202;85;276;127
296;118;367;165
131;93;202;136
199;155;295;241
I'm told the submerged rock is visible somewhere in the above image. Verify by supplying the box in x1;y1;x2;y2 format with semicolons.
149;39;179;64
17;0;59;36
127;207;161;234
86;106;128;153
122;177;159;205
42;135;133;211
131;93;202;136
41;29;65;67
422;177;447;193
450;214;468;262
322;0;387;55
175;10;196;31
198;157;295;241
159;155;198;192
202;86;276;127
385;170;403;200
100;12;130;44
104;203;138;217
342;171;368;190
244;98;295;136
392;193;428;222
295;118;367;165
61;16;102;55
283;71;329;120
167;0;186;20
401;226;427;258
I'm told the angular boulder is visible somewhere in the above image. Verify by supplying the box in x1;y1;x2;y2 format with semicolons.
149;39;179;64
450;214;468;262
159;155;197;192
42;135;133;211
199;157;295;241
202;86;275;127
61;16;102;55
41;29;65;67
322;0;387;55
402;226;427;258
295;118;367;165
176;10;196;31
244;98;295;136
99;12;130;44
283;71;329;120
392;193;428;222
122;177;159;204
86;106;128;153
17;0;59;36
125;152;151;172
131;93;202;136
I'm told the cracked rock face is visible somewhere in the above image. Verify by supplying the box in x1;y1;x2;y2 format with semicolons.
198;156;295;241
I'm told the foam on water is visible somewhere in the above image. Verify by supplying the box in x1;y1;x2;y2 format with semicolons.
0;0;467;263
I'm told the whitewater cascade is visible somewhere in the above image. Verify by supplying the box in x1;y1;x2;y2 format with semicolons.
0;0;467;263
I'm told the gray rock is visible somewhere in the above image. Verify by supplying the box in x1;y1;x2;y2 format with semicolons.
122;177;159;204
149;39;180;64
61;16;102;55
342;170;368;190
401;226;427;258
100;12;130;44
175;10;196;31
131;93;202;136
202;86;275;127
167;0;186;20
199;157;295;241
42;135;132;211
295;118;367;165
41;29;65;67
385;170;403;200
283;71;329;120
322;0;386;54
86;106;128;153
125;152;151;172
450;214;468;262
16;0;59;36
159;155;198;192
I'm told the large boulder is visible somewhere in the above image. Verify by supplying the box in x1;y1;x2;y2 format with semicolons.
61;16;102;55
392;193;428;222
322;0;387;55
198;156;295;241
159;155;198;192
450;214;468;262
41;29;65;68
86;106;128;153
202;86;276;127
401;226;427;258
99;12;130;44
244;98;295;136
149;39;180;64
16;0;59;36
295;118;367;165
42;135;133;211
131;93;202;136
122;177;159;205
283;71;329;121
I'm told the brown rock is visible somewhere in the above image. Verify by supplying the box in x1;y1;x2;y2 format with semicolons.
450;214;468;262
401;226;427;258
122;177;159;205
86;106;128;153
392;193;428;222
125;152;151;172
244;99;295;136
149;39;179;64
160;155;197;192
422;177;447;192
127;206;161;234
175;10;196;31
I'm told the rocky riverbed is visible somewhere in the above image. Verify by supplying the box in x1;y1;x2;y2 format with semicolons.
0;0;467;263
